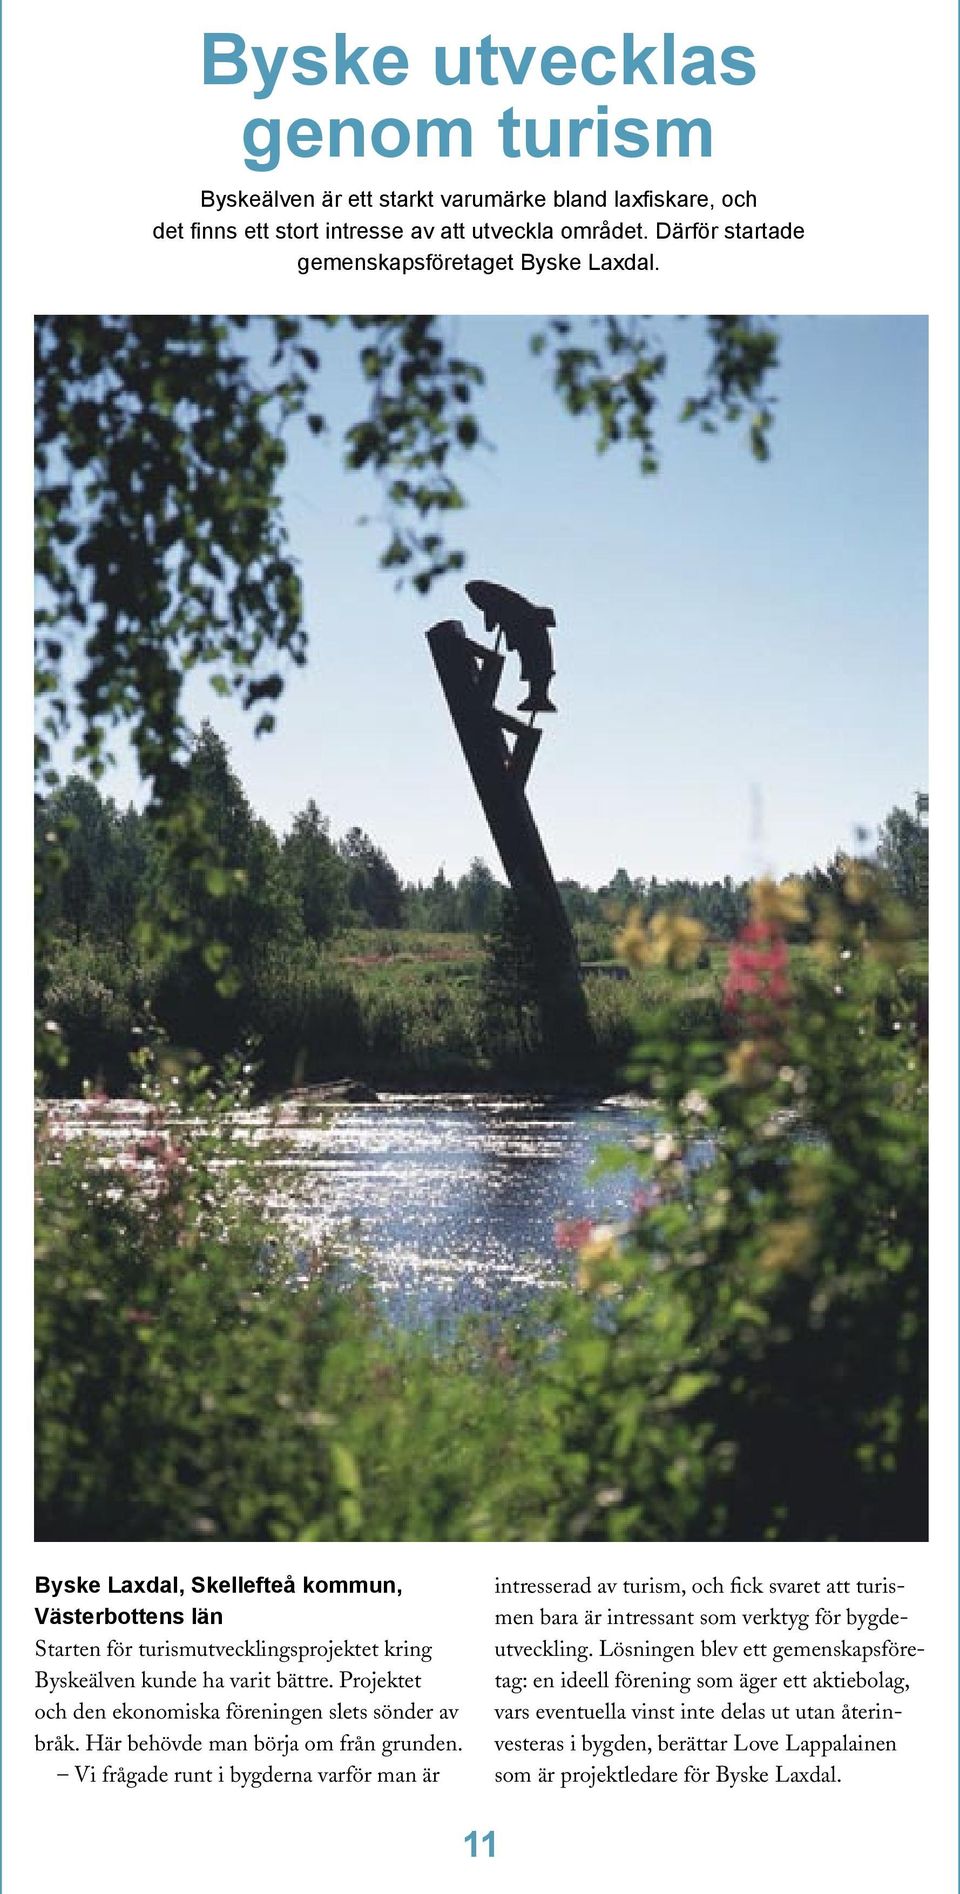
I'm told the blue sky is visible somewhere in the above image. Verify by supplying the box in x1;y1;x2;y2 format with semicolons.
179;314;927;886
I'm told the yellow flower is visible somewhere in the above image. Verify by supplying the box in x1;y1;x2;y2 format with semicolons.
840;858;873;906
616;907;706;971
758;1216;815;1272
750;876;808;928
579;1224;618;1265
646;910;707;971
575;1224;620;1292
615;907;648;968
725;1039;763;1086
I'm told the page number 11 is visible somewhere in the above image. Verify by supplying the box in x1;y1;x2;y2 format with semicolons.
465;1831;495;1859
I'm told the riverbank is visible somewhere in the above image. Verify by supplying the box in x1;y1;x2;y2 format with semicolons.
38;925;725;1097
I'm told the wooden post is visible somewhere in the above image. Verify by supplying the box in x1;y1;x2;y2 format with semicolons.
427;619;593;1052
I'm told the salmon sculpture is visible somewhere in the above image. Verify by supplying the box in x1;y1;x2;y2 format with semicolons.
465;579;557;715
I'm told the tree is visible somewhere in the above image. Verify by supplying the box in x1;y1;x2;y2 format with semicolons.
105;805;154;956
423;868;461;932
157;723;302;979
282;801;349;943
479;892;543;1064
36;776;116;944
339;826;404;929
457;857;501;934
600;866;636;915
35;317;309;796
877;799;929;917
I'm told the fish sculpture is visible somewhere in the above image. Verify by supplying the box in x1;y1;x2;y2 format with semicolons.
465;579;557;714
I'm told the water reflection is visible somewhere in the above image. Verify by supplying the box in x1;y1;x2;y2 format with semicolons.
44;1092;655;1333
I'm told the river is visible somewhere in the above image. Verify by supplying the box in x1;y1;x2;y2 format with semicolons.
274;1093;653;1328
44;1092;654;1332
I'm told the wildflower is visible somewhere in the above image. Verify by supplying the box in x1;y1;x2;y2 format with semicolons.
724;912;792;1062
135;1135;166;1161
579;1223;618;1264
555;1217;594;1251
646;910;707;971
724;920;791;1015
725;1039;765;1087
616;906;706;971
632;1184;660;1215
615;907;648;968
575;1224;621;1293
841;858;872;906
680;1089;709;1118
653;1133;678;1165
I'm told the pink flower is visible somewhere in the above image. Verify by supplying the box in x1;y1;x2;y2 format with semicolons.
632;1185;660;1215
724;920;791;1021
134;1135;166;1161
555;1218;594;1251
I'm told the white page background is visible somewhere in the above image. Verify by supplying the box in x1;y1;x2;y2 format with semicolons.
5;3;957;1889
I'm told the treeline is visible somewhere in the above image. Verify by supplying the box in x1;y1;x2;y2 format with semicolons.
37;723;763;963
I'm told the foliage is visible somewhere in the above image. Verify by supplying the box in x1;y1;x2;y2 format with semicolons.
35;1061;558;1542
339;825;405;929
35;316;310;791
549;864;927;1540
877;797;929;917
36;315;779;795
530;315;778;470
478;892;545;1065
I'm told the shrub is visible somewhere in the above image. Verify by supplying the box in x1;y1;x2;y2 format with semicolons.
546;868;927;1540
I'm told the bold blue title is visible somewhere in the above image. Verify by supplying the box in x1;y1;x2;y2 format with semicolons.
204;32;757;172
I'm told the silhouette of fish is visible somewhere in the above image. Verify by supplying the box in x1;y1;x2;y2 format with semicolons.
465;579;557;713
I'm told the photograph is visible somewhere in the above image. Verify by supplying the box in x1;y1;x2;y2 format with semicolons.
34;312;928;1544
